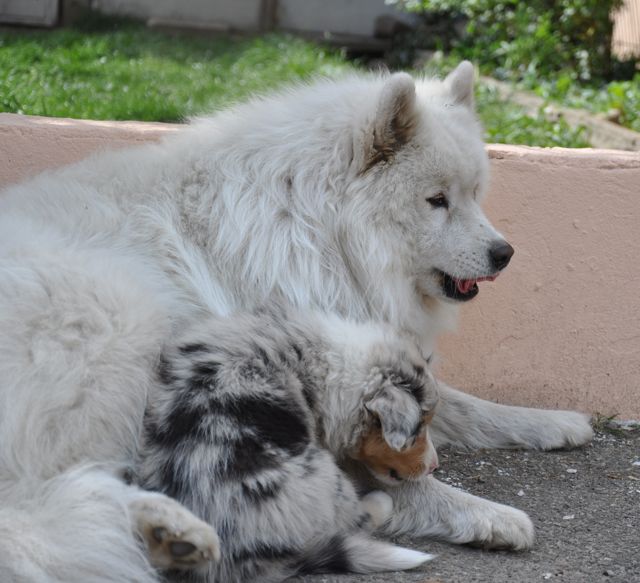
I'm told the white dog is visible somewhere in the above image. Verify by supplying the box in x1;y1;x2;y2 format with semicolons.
0;62;592;581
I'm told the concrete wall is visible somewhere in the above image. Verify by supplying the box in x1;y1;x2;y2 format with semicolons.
92;0;409;35
94;0;264;31
0;0;59;26
1;113;639;418
277;0;409;37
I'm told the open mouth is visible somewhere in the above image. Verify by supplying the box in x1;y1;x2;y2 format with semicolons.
438;270;498;302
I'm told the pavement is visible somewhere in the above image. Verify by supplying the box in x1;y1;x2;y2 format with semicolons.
296;423;640;583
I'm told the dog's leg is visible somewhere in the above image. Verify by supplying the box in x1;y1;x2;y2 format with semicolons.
0;468;162;583
0;241;218;578
0;468;219;582
381;475;535;550
430;382;593;450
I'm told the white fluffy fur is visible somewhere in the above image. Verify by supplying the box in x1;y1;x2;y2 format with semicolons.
0;468;156;583
0;63;592;579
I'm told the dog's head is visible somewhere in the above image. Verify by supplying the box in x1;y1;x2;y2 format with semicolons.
352;356;439;486
349;61;514;305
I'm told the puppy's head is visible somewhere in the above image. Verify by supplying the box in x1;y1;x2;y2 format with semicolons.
353;362;439;486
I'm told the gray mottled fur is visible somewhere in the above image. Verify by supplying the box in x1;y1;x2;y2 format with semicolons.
137;305;436;582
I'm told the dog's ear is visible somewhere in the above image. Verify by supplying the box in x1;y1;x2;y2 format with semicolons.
374;73;418;152
358;73;418;171
365;385;422;451
445;60;475;108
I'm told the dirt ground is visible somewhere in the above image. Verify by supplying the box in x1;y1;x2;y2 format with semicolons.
296;424;640;583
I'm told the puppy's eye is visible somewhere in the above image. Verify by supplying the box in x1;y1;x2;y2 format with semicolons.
389;468;402;481
426;193;448;209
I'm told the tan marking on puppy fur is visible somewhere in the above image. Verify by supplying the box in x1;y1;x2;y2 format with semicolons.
356;411;438;482
358;427;427;480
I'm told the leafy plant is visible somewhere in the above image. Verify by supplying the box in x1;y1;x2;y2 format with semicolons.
389;0;625;81
476;84;591;147
532;74;640;132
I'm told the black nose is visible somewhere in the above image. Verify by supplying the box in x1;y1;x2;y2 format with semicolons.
489;242;514;271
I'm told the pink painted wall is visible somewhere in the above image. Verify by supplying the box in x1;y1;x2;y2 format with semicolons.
1;113;639;418
438;145;640;419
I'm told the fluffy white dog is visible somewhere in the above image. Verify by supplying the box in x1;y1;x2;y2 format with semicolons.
0;62;592;581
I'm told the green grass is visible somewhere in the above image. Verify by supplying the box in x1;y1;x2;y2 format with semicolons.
530;74;640;134
0;19;592;146
476;84;591;148
0;24;351;122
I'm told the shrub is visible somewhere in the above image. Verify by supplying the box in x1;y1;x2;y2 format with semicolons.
388;0;625;81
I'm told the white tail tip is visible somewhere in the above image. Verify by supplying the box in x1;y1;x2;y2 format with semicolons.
344;535;435;573
387;546;435;569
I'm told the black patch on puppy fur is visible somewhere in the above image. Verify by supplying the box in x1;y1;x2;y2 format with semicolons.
232;543;298;563
297;535;350;575
151;400;207;446
223;433;281;480
253;345;271;367
301;384;316;409
187;361;221;393
388;369;426;405
192;361;221;378
241;478;283;504
157;355;176;385
291;342;304;362
221;394;310;456
158;455;185;499
179;343;210;354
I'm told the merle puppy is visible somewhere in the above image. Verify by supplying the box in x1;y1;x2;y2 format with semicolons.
137;305;439;582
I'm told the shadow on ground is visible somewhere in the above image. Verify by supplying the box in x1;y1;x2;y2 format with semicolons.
296;426;640;583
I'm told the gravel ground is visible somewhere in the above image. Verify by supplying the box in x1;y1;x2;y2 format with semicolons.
296;424;640;583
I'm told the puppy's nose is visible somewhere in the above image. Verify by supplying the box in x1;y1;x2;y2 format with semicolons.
489;241;514;271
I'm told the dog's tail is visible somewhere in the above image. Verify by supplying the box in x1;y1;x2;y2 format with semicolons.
296;533;434;575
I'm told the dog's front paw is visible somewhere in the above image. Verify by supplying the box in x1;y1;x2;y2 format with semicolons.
360;490;393;530
534;410;593;450
468;502;535;550
381;477;534;550
130;494;220;570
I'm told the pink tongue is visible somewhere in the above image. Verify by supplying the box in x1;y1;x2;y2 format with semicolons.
455;275;497;294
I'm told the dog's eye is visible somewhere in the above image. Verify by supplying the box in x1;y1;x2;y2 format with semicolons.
389;468;403;481
426;193;448;209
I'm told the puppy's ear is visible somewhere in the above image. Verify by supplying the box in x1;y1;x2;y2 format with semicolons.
417;367;440;414
365;386;422;451
358;73;418;171
445;60;475;108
